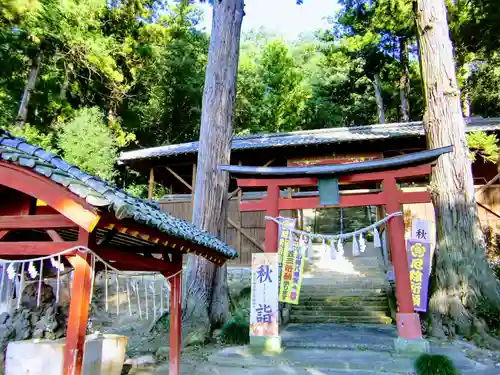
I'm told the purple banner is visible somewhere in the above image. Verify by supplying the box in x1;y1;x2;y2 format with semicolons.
407;239;431;312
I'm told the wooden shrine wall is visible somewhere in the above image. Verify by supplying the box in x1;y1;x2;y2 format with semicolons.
159;197;292;266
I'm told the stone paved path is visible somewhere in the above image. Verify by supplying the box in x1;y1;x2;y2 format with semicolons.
282;323;397;351
126;324;500;374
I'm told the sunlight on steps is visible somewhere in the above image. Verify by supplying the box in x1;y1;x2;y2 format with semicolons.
291;243;392;325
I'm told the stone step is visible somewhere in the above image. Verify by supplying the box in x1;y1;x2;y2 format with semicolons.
291;304;389;312
289;315;393;324
298;288;386;297
299;296;389;306
290;307;389;317
301;280;387;288
303;273;386;280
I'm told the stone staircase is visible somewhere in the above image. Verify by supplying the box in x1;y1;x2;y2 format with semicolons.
289;243;392;325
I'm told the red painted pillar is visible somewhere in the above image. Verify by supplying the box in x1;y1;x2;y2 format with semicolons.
384;177;422;340
169;270;182;375
265;183;280;253
63;251;92;375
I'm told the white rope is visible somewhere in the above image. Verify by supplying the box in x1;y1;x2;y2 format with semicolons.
266;212;403;240
116;272;120;316
135;280;142;319
89;254;96;303
105;264;109;312
36;260;43;307
0;246;89;264
143;276;148;320
126;278;132;317
17;263;24;309
0;264;6;303
160;279;164;313
55;255;61;303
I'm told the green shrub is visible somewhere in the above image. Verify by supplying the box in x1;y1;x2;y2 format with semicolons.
220;320;250;345
414;354;458;375
231;287;251;324
476;299;500;332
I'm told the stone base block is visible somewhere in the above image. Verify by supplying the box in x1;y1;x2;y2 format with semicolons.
394;337;430;354
249;335;282;354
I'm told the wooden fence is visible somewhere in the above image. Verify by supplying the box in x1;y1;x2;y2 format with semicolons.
160;184;500;267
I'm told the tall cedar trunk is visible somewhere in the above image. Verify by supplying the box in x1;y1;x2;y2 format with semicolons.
183;0;244;338
16;52;42;127
374;73;385;124
399;38;410;122
415;0;500;339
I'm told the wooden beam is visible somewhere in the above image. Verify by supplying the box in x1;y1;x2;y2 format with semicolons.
236;165;433;188
0;215;77;230
0;162;100;232
398;191;431;204
46;229;64;242
167;270;182;375
191;163;197;209
99;217;228;265
227;217;264;252
166;166;192;191
148;167;155;200
0;231;9;241
96;248;181;274
96;229;116;247
241;190;431;212
477;201;500;220
228;159;276;199
476;172;500;196
192;163;197;192
63;250;92;375
0;242;79;255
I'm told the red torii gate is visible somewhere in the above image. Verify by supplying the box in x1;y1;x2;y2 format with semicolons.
220;146;452;341
0;130;237;375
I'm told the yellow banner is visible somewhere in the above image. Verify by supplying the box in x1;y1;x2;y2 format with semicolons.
279;232;305;304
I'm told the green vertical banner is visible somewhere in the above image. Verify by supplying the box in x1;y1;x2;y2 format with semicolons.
277;218;296;277
279;231;305;305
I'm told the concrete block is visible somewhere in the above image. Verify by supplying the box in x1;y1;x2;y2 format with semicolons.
393;337;430;354
5;334;127;375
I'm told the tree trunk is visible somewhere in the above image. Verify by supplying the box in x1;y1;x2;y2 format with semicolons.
183;0;244;340
399;38;410;122
415;0;500;341
16;52;42;127
374;73;385;124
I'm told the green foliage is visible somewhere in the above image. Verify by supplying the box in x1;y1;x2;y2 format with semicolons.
220;320;250;345
6;123;55;151
414;354;458;375
222;286;250;345
57;107;117;181
467;131;499;164
476;298;500;333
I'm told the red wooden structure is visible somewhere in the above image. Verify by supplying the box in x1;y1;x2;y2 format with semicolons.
0;132;236;375
221;147;452;341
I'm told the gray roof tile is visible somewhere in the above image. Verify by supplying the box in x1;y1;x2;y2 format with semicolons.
0;129;237;261
119;118;500;163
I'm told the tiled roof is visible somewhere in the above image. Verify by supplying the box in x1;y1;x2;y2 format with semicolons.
0;129;237;260
119;118;500;163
